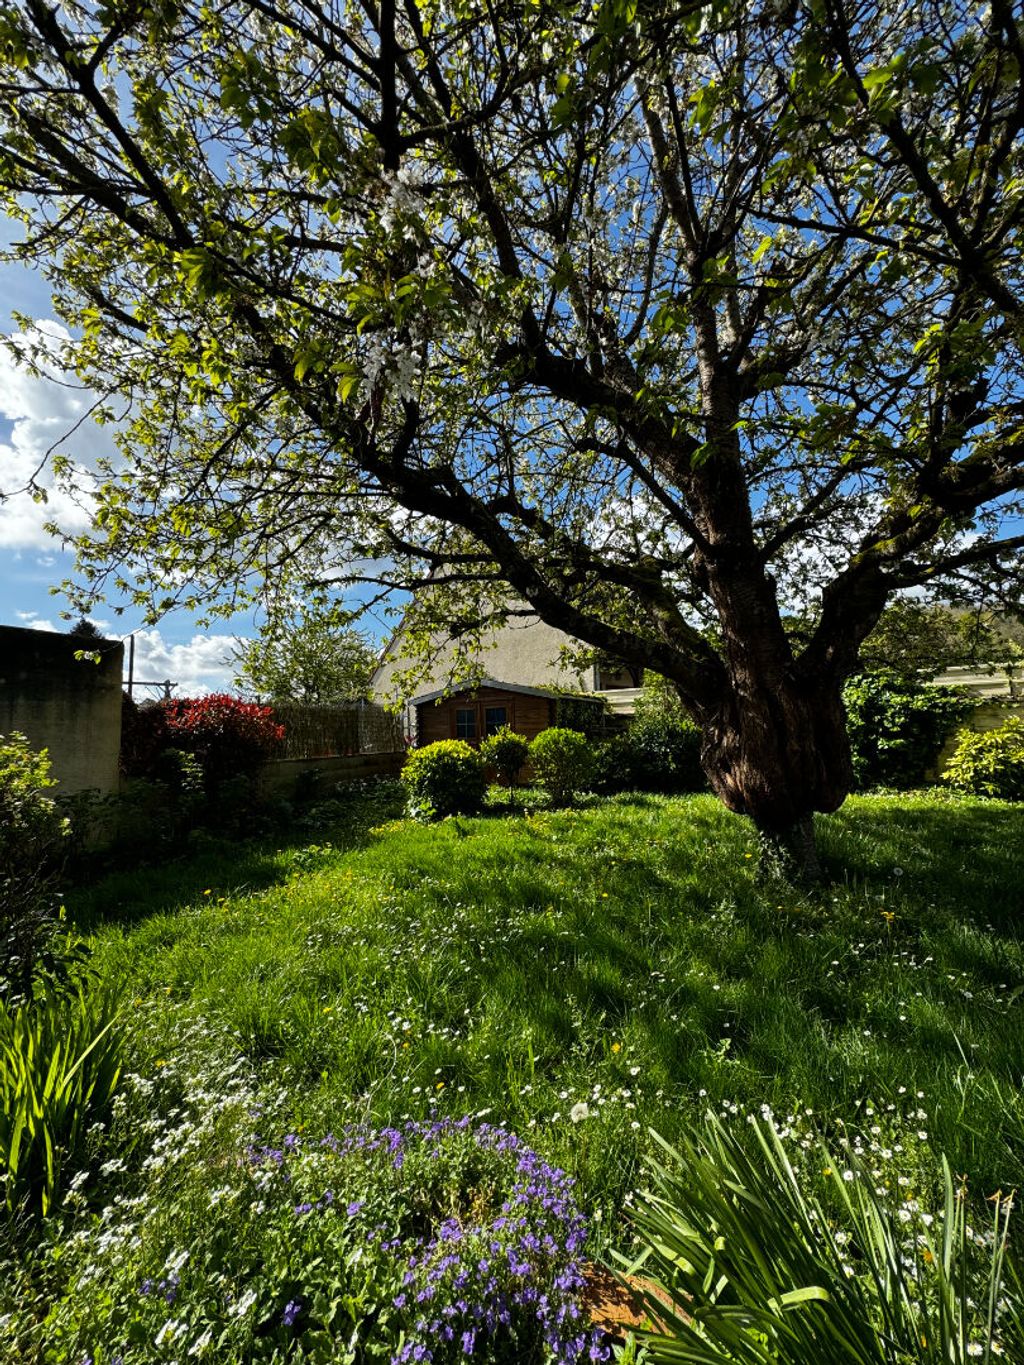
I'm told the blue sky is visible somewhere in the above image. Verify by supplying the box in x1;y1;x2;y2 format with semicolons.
0;271;254;692
0;253;398;693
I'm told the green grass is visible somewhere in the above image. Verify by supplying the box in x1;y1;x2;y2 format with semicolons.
70;785;1024;1217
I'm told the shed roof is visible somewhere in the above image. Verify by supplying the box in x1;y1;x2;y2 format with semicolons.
411;678;569;707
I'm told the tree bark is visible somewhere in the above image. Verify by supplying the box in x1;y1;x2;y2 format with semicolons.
697;667;851;882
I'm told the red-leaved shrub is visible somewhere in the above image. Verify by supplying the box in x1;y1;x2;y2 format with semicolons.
161;694;285;788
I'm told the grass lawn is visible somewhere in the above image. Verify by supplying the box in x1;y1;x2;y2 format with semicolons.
70;783;1024;1213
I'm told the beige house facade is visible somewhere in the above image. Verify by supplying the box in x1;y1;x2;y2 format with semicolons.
372;613;640;744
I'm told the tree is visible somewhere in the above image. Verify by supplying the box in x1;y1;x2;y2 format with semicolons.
3;0;1024;875
66;617;102;639
857;600;1010;681
232;606;377;704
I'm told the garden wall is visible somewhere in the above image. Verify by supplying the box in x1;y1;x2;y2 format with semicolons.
261;750;405;794
928;700;1024;778
0;624;123;797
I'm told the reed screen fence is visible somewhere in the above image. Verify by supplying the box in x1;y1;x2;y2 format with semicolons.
270;702;404;758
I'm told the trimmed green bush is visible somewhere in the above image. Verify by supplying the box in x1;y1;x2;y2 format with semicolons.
842;670;973;789
402;739;487;818
480;726;530;790
942;716;1024;800
529;727;594;806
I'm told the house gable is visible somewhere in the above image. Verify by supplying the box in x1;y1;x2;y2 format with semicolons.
373;614;593;703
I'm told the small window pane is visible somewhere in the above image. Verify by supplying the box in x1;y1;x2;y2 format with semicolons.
484;706;507;734
455;707;476;738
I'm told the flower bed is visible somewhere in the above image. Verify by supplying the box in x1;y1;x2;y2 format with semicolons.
37;1109;610;1364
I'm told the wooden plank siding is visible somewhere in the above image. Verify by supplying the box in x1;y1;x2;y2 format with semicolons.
415;686;555;746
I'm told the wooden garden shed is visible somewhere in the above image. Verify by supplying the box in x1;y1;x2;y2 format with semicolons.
412;681;560;747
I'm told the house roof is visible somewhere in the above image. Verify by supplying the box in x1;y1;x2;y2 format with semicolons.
410;678;568;707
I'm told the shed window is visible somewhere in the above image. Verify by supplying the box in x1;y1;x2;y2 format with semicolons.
484;706;508;735
455;707;477;739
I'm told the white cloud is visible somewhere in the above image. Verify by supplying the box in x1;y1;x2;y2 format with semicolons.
0;321;116;551
13;612;246;696
14;609;57;631
127;628;241;698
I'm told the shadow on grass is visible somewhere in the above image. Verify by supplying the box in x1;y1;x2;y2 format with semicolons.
820;799;1024;925
67;781;409;932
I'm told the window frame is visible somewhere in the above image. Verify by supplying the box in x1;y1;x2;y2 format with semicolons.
483;705;508;736
454;706;477;740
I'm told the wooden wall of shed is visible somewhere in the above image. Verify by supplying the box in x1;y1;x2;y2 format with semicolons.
415;687;555;745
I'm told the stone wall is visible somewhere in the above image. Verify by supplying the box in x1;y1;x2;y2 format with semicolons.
0;625;123;797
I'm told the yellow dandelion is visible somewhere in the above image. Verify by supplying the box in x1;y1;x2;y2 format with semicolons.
611;1042;621;1054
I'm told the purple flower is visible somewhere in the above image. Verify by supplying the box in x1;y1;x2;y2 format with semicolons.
259;1116;598;1364
282;1298;302;1327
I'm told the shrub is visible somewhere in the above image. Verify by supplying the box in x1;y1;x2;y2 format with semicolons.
594;717;704;795
121;693;284;795
402;739;487;818
620;1116;1023;1365
39;1115;609;1365
0;980;122;1219
55;787;121;869
0;733;71;1001
152;746;205;803
631;671;687;728
942;716;1024;800
480;726;530;789
162;694;285;790
842;670;973;789
119;695;170;778
529;727;594;806
551;693;610;739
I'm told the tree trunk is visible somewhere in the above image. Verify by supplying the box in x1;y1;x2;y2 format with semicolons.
698;668;851;882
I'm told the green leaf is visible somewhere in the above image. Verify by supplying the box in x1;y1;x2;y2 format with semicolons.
752;235;773;265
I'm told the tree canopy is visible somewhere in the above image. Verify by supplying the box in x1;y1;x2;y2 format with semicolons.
3;0;1024;860
856;599;1017;680
232;605;377;703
